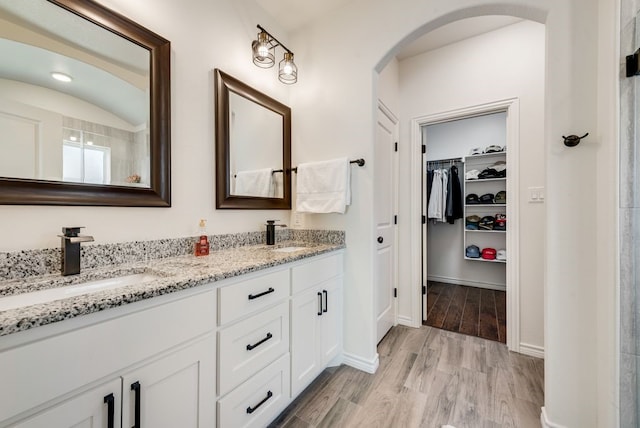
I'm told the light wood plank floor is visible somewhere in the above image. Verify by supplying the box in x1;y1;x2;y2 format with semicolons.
270;325;543;428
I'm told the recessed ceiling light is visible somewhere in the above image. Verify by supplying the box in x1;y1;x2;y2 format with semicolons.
51;72;72;82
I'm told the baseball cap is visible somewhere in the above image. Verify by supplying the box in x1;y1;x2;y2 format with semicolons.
469;147;483;155
494;214;506;231
465;215;481;230
465;193;480;205
495;191;506;204
466;245;480;258
481;247;497;260
479;193;494;204
479;215;495;230
484;145;503;153
496;249;507;261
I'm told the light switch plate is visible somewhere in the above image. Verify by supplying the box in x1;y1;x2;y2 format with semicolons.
528;186;545;203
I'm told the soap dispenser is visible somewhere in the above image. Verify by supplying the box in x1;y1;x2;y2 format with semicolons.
195;219;209;256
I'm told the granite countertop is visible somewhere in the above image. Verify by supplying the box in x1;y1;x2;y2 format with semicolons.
0;241;344;337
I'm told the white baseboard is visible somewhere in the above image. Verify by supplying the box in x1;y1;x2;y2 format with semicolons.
427;275;506;291
519;342;545;359
397;315;420;328
342;351;379;374
541;407;567;428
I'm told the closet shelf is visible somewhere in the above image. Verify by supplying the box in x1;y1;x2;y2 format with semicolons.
464;204;506;208
464;257;507;264
465;229;506;234
465;152;506;160
465;177;506;183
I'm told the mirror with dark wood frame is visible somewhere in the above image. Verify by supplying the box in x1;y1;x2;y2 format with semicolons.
0;0;171;206
215;69;291;210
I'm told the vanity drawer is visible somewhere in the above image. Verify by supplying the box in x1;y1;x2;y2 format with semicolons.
291;253;343;294
218;301;289;396
218;269;289;325
218;353;290;428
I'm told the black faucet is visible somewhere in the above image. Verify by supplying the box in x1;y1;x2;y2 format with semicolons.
265;220;286;245
58;227;94;276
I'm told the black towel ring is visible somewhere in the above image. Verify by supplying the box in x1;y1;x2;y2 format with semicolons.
562;133;589;147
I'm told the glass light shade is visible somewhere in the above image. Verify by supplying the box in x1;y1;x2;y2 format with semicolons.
278;52;297;84
252;31;274;68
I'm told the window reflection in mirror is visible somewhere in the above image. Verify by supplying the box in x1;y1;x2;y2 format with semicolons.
229;92;283;198
0;0;150;188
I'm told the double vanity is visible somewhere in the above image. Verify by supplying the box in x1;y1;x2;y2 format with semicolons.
0;232;345;427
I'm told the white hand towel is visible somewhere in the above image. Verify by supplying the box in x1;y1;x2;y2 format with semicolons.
296;158;350;214
234;168;273;197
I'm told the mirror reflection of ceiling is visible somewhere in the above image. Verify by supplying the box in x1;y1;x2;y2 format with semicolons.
0;0;149;126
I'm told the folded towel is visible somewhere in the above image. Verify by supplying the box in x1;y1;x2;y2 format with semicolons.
234;168;273;197
296;157;350;214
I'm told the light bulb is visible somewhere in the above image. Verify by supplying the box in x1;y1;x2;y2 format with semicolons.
258;44;269;59
282;63;293;75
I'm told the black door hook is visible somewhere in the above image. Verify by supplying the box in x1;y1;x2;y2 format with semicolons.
562;133;589;147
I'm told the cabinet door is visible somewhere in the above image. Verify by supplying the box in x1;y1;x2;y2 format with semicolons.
13;378;121;428
290;286;322;397
320;277;342;366
121;334;216;428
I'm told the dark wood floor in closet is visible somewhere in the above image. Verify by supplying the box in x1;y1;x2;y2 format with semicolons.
425;281;506;343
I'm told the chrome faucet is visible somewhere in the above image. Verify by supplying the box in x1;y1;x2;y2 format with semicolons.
58;227;94;276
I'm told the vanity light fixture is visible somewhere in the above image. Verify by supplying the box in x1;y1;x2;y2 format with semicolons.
251;25;297;84
51;72;72;82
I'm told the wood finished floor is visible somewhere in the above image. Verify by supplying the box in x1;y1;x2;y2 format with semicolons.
270;325;543;428
425;282;507;344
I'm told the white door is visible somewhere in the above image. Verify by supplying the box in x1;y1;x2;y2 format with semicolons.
13;378;121;428
121;335;216;428
375;102;398;343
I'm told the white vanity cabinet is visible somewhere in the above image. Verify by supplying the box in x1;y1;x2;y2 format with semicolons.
0;290;217;428
216;269;291;428
290;254;343;397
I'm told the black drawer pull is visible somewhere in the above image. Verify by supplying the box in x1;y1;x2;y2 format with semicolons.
317;292;323;316
131;381;141;428
323;290;328;313
246;332;273;350
104;393;115;428
246;390;273;414
248;287;275;300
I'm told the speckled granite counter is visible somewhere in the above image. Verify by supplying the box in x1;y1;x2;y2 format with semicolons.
0;239;344;337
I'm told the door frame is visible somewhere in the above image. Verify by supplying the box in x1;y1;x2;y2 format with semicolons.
410;98;520;351
376;99;400;336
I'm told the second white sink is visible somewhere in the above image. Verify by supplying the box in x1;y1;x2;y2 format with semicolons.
0;272;160;312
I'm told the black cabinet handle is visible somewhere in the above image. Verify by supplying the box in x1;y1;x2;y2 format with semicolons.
246;390;273;414
104;393;115;428
323;290;328;313
131;381;141;428
246;332;273;350
377;236;383;243
317;292;323;316
248;287;275;300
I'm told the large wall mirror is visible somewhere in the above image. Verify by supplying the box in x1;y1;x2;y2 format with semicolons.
215;69;291;209
0;0;171;206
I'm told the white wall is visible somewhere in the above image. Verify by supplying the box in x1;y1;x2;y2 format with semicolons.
289;0;615;426
398;21;545;354
0;0;293;252
424;113;508;290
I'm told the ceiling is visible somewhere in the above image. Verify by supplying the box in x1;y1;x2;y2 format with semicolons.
255;0;522;60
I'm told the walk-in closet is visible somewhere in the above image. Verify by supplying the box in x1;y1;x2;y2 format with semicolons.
422;112;508;343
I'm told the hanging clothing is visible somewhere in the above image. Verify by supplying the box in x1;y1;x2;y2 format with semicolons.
426;163;464;224
446;165;463;224
427;169;443;220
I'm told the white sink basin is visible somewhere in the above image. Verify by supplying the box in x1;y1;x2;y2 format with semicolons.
0;272;160;312
271;246;307;253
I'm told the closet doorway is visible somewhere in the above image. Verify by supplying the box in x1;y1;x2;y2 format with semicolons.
411;99;520;349
422;111;508;343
